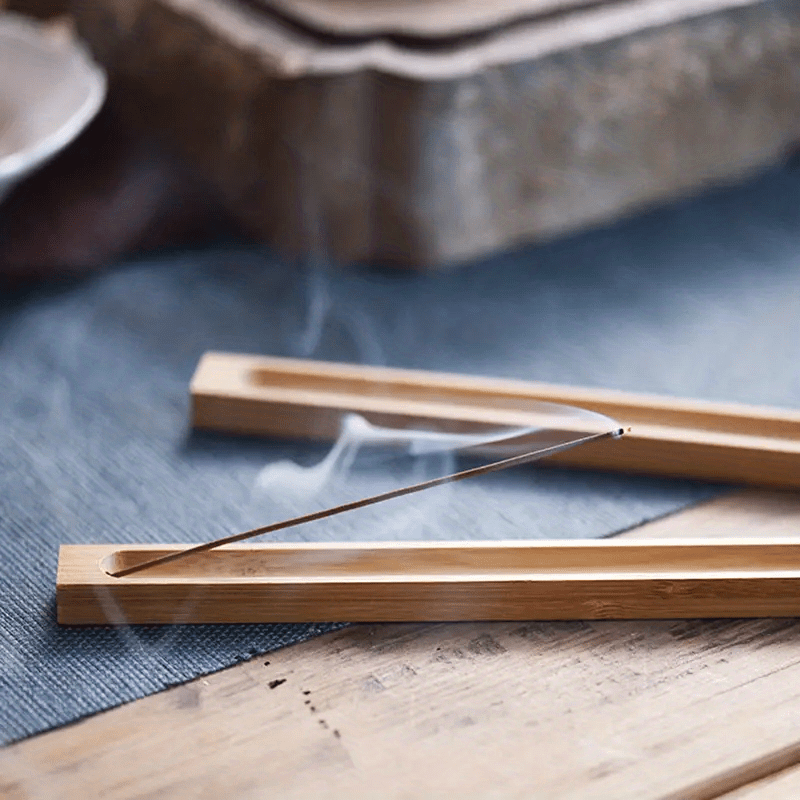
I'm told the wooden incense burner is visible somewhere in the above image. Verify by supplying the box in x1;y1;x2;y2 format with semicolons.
58;539;800;624
192;352;800;489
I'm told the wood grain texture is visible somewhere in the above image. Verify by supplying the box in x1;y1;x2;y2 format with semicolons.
57;539;800;624
191;352;800;488
7;490;800;799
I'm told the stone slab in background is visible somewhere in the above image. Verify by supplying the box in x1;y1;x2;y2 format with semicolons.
74;0;800;267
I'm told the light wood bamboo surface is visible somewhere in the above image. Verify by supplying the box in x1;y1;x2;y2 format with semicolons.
58;538;800;624
190;352;800;488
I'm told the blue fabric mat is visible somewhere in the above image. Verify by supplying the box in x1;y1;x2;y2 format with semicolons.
3;163;800;744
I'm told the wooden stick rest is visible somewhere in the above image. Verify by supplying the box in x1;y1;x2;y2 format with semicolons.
191;352;800;489
58;540;800;625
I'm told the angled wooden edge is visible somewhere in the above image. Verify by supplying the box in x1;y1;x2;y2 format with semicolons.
58;539;800;625
190;352;800;489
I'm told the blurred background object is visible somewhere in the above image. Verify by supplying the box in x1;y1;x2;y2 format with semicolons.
0;10;104;203
5;0;70;18
0;5;241;279
72;0;800;267
2;0;800;273
0;97;239;279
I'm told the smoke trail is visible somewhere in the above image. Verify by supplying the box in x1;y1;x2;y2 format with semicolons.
253;405;620;543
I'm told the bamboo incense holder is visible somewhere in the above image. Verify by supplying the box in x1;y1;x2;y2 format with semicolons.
191;352;800;489
57;539;800;625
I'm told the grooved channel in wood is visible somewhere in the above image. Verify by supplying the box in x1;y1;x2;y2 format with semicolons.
58;539;800;625
190;352;800;488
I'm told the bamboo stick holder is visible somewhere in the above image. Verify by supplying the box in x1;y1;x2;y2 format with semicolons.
190;352;800;489
58;540;800;625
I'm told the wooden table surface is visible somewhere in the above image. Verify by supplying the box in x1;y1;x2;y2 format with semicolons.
3;490;800;799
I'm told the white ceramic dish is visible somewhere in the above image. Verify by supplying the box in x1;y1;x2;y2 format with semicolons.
0;13;106;203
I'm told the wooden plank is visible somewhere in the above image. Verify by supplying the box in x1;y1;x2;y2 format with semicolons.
7;490;800;799
190;352;800;488
57;539;800;624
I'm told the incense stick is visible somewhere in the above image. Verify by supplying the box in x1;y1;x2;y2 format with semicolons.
110;428;622;578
